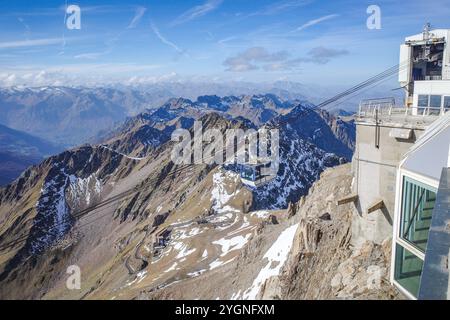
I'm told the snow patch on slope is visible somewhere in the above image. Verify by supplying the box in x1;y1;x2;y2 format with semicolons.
33;167;73;254
211;170;240;213
240;223;299;299
68;174;102;206
213;234;252;257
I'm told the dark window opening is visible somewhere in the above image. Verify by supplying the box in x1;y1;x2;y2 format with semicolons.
412;43;444;81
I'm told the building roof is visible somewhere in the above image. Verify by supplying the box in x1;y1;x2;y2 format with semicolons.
401;112;450;181
405;29;450;42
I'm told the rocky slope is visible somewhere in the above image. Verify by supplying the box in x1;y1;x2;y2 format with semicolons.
123;164;401;300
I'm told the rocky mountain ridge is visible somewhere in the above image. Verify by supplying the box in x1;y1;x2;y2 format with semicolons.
0;87;302;148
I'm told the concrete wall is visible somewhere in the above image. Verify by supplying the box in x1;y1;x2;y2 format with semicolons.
351;121;426;246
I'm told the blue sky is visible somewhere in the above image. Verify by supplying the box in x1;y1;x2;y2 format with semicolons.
0;0;450;87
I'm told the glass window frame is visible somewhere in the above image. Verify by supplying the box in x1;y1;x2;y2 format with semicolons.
394;243;424;298
399;176;437;253
443;96;450;108
393;174;438;299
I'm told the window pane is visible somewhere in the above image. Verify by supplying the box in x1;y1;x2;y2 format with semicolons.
240;166;254;180
429;95;442;108
400;177;437;252
444;96;450;108
394;244;423;298
418;95;429;107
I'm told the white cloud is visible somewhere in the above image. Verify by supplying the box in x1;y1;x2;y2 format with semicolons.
171;0;223;26
0;63;162;87
125;72;179;85
295;14;339;32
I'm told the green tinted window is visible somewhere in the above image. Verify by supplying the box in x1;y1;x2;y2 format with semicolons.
400;177;436;252
394;244;424;298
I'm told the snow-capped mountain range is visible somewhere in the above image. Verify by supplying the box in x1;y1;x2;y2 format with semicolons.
0;86;305;148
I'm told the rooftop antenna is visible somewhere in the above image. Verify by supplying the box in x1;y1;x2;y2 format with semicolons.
423;22;432;41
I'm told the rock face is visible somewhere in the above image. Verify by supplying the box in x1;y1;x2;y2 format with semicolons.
250;132;343;210
276;164;401;300
251;105;353;210
271;105;355;161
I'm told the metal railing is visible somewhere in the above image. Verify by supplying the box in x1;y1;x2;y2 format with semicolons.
413;75;443;81
358;97;450;119
358;97;396;117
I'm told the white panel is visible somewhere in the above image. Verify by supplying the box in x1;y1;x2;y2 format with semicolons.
389;128;412;140
447;143;450;168
399;44;411;83
443;31;450;80
403;126;450;181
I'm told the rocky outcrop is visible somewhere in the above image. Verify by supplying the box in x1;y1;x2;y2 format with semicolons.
270;164;401;300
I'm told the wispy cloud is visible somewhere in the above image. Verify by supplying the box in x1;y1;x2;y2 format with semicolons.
1;5;134;17
171;0;223;26
74;7;147;60
217;36;238;45
0;38;63;49
74;52;106;60
17;17;31;39
150;22;184;54
249;0;312;16
294;14;339;32
127;6;147;29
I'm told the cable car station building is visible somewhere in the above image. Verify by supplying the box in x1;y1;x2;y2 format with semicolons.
348;25;450;299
